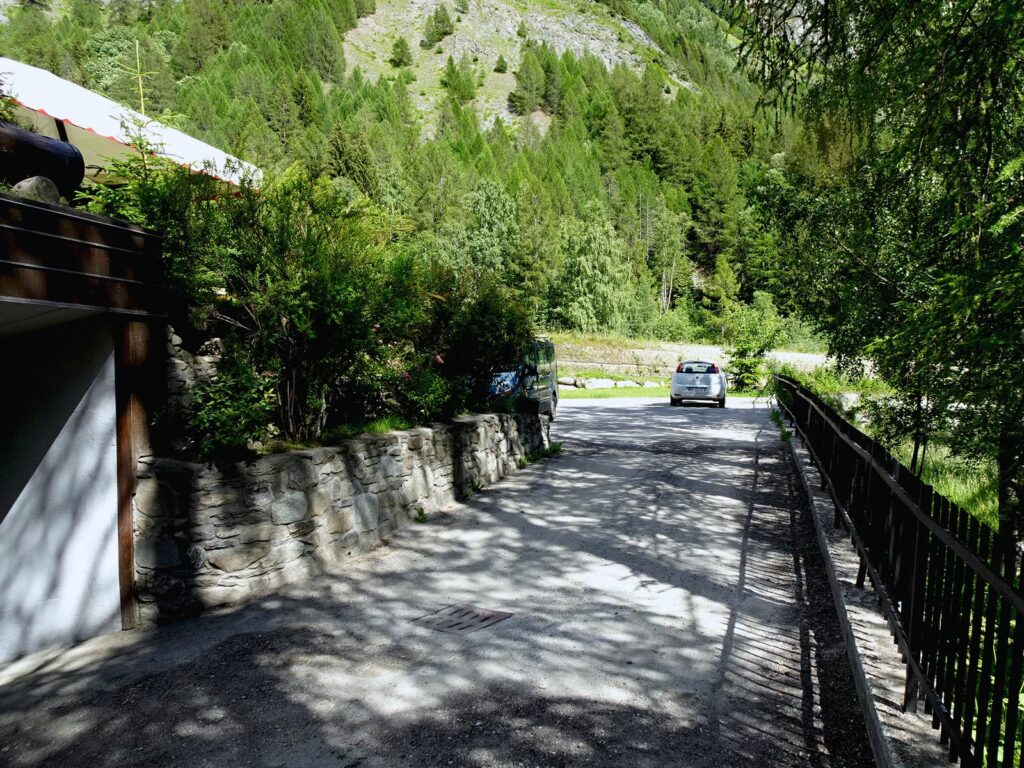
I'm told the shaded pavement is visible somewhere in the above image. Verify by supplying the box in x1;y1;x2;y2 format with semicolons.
0;398;874;768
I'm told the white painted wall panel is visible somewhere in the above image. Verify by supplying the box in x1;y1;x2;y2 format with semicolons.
0;315;120;663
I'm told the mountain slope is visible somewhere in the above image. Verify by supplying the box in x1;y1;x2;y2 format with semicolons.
343;0;684;130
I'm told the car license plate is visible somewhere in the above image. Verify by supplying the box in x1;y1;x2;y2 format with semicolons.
687;386;707;393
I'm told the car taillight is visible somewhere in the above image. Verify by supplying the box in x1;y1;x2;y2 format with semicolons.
676;363;685;373
711;364;720;373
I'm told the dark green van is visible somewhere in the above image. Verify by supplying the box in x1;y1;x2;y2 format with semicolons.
523;338;559;419
487;338;559;419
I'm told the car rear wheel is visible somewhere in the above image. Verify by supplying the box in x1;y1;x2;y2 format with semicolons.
670;397;681;406
549;393;557;422
718;398;726;409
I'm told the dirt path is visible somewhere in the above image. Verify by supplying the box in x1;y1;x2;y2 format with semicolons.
0;399;872;768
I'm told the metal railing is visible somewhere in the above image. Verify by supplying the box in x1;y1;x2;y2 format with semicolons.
775;374;1023;768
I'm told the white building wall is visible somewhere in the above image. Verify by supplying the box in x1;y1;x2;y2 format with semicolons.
0;317;121;663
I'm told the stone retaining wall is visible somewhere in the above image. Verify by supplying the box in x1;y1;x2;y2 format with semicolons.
133;413;548;622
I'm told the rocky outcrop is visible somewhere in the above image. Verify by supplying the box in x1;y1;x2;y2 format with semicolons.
133;413;548;621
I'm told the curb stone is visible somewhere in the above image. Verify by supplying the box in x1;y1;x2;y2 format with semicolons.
787;434;950;768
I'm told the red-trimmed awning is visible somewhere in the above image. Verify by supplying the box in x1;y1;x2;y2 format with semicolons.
0;57;260;187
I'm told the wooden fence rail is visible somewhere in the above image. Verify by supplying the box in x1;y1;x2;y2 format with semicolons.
774;375;1023;768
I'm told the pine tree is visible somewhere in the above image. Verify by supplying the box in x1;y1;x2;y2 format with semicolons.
174;0;231;75
516;19;527;38
436;5;454;35
339;0;359;30
389;36;413;68
440;55;476;103
509;49;543;114
421;4;454;47
494;54;507;73
454;0;468;14
354;0;375;18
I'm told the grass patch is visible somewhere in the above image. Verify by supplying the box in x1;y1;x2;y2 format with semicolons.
560;386;759;400
561;386;672;399
770;409;792;442
322;415;416;442
547;330;672;351
774;363;890;398
561;367;668;383
892;443;999;529
523;441;563;464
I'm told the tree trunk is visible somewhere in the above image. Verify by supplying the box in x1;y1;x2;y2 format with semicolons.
996;429;1023;568
910;395;923;475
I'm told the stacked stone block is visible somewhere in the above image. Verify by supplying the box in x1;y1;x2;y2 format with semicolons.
133;413;548;622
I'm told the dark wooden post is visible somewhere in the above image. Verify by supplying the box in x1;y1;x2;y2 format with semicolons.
113;319;156;630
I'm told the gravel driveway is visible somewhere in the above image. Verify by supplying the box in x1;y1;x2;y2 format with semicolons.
0;398;874;768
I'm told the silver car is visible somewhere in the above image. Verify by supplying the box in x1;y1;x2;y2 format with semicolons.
670;360;727;408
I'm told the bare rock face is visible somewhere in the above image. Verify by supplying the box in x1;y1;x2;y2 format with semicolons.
12;175;60;204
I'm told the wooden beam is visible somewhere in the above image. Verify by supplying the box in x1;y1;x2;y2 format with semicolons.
113;319;156;630
0;192;163;317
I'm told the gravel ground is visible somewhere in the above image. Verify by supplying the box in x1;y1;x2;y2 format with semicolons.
0;398;873;768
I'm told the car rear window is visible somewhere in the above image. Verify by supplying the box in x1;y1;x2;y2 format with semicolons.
681;362;719;374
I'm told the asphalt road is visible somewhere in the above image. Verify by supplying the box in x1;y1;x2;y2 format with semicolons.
0;397;874;768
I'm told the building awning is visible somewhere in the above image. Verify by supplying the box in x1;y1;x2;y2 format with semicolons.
0;57;260;187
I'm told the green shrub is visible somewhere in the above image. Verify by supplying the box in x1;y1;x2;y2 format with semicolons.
187;354;277;460
652;306;697;342
421;4;454;48
726;292;784;390
440;55;477;102
389;36;413;67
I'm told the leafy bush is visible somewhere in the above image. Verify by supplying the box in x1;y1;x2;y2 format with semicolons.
187;353;277;461
726;292;784;389
0;76;13;122
652;306;697;342
83;139;532;458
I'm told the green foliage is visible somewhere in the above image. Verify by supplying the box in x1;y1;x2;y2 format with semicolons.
77;124;226;319
516;19;527;37
509;48;543;113
0;76;13;122
725;291;783;390
440;55;476;103
187;351;278;461
549;202;634;333
454;0;469;14
389;36;413;68
651;305;696;342
421;4;454;48
525;441;562;463
731;0;1024;542
174;0;230;76
0;0;822;457
322;415;415;443
493;54;508;74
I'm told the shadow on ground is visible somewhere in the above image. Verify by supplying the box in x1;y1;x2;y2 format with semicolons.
0;400;874;768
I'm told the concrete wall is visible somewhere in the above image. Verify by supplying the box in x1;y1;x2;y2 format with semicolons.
134;413;549;621
0;317;120;663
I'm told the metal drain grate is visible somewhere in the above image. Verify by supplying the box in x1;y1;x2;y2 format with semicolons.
412;603;513;634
